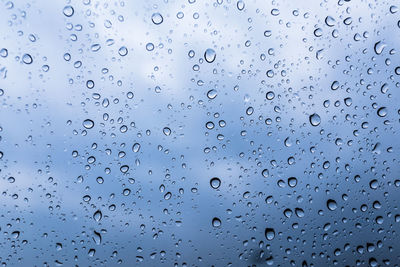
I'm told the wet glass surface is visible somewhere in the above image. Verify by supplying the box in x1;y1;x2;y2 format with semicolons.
0;0;400;266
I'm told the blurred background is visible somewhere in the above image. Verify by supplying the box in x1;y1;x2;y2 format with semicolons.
0;0;400;266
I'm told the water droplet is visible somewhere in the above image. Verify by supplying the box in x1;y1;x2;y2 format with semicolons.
327;199;337;211
237;0;245;11
204;48;216;63
93;231;102;245
146;43;155;51
207;89;217;99
262;169;269;178
0;48;8;58
63;5;74;17
132;143;141;152
151;13;163;25
22;54;33;64
123;188;131;196
374;41;386;55
163;127;171;136
212;217;221;227
265;228;275;241
309;113;321;126
118;46;128;56
83;119;94;129
288;177;297;187
93;210;102;222
377;107;387;117
325;16;336;27
210;177;221;189
266;91;275;100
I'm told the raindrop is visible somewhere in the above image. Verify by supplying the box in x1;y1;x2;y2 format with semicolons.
327;199;337;211
63;5;74;17
132;143;141;152
22;54;33;64
93;210;102;222
237;1;245;11
309;113;321;126
83;119;94;129
207;89;217;99
210;177;221;189
163;127;171;136
265;228;275;241
204;48;216;63
212;217;221;227
118;46;128;56
377;107;387;117
151;13;163;25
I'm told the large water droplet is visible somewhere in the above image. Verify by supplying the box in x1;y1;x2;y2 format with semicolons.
210;177;221;189
63;5;74;17
265;228;275;241
83;119;94;129
151;13;163;25
327;199;337;211
163;127;171;136
377;107;387;117
93;210;102;222
22;54;33;64
212;217;221;227
309;113;321;126
374;41;386;55
204;48;216;63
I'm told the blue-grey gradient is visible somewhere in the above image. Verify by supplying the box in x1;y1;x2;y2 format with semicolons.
0;0;400;266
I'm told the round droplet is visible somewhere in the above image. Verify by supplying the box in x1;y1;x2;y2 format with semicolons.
212;217;221;227
265;228;275;241
118;46;128;56
204;48;216;63
151;13;163;25
163;127;171;136
22;54;33;64
309;113;321;126
288;177;297;188
369;179;378;189
83;119;94;129
86;80;94;89
377;107;387;117
266;91;275;100
123;188;131;196
237;0;245;11
325;16;336;27
146;43;154;51
0;48;8;58
327;199;337;211
210;177;221;189
262;169;269;178
63;5;74;17
207;89;217;99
